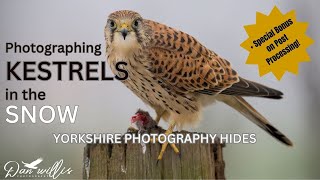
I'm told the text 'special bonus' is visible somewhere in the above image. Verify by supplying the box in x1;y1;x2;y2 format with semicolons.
241;6;314;80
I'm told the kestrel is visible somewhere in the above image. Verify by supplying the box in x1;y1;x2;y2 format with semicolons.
105;10;293;161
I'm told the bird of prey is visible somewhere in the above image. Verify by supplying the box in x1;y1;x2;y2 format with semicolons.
104;10;293;161
22;158;43;169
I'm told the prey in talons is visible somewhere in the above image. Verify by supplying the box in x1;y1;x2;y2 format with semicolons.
129;109;180;163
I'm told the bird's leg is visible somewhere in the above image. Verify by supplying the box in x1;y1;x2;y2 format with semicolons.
155;109;165;124
157;120;180;162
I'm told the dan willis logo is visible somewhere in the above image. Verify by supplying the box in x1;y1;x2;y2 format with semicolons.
3;157;73;179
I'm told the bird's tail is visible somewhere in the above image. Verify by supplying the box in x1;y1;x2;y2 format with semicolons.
217;95;293;146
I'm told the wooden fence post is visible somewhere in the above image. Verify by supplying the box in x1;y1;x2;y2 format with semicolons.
83;128;225;179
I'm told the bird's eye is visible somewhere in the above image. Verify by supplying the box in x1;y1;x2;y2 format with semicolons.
109;20;116;29
132;19;139;28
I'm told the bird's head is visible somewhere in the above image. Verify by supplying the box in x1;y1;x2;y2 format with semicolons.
105;10;151;52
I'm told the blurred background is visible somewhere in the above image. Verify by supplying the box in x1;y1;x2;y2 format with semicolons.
0;0;319;178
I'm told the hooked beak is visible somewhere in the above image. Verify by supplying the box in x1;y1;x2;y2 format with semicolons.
120;23;128;40
121;29;128;40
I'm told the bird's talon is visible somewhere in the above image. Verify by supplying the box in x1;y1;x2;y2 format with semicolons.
155;121;179;162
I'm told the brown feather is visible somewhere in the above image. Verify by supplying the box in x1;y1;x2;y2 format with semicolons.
217;95;292;146
220;77;283;99
145;19;239;95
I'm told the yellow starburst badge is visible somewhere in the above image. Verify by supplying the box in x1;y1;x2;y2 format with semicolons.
241;6;313;80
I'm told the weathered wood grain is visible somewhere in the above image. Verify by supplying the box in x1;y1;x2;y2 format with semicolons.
83;128;225;179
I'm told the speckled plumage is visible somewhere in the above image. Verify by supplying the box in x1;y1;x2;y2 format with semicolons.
105;10;292;146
